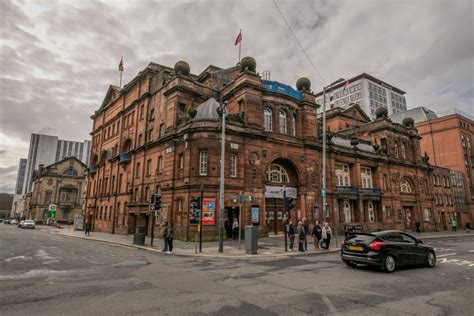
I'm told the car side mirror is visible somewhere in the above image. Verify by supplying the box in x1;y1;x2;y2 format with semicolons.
415;239;423;244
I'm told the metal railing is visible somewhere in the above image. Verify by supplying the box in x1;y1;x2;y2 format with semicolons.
435;108;474;121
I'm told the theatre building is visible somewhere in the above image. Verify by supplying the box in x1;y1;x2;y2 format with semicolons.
85;57;455;240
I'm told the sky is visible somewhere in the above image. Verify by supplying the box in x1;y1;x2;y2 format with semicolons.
0;0;473;193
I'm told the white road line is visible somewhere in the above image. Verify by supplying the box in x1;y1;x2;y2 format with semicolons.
437;253;457;257
468;250;474;253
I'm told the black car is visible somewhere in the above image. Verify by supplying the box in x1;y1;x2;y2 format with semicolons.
341;230;436;272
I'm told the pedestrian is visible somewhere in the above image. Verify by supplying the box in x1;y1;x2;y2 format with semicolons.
166;223;175;254
84;221;91;236
415;219;421;233
162;221;169;252
312;221;322;251
450;219;457;232
297;221;306;252
302;218;308;251
288;221;295;251
464;221;471;233
321;222;332;251
232;218;239;240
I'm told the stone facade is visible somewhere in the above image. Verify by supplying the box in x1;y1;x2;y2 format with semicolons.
28;157;87;224
85;59;458;240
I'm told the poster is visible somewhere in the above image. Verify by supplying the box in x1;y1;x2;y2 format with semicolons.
251;205;260;224
202;198;215;225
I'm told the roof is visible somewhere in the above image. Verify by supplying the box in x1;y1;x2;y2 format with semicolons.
44;156;88;170
390;107;437;124
194;98;220;120
314;73;406;97
330;136;375;153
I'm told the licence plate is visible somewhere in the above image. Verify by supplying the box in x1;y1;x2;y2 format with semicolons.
348;246;363;251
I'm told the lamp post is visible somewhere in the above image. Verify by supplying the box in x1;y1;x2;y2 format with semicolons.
218;101;228;253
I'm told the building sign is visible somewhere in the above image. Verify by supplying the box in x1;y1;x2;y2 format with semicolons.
265;186;297;198
202;198;215;226
251;205;260;224
262;80;302;101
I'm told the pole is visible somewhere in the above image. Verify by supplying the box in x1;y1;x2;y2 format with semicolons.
284;190;288;252
238;191;242;250
150;210;155;247
119;56;123;88
218;102;226;253
238;29;242;63
322;87;327;225
199;184;203;252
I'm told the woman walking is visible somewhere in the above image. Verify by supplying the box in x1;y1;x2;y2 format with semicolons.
321;222;332;251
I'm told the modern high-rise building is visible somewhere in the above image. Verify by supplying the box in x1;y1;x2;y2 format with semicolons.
314;73;408;120
15;158;27;195
22;133;91;194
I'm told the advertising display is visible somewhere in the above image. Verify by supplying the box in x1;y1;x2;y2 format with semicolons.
251;205;260;224
202;198;216;225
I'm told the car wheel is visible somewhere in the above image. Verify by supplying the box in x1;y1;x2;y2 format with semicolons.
383;255;396;273
426;251;436;268
344;260;357;267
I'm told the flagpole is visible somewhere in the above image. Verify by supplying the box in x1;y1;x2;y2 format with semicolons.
238;29;242;64
119;56;123;88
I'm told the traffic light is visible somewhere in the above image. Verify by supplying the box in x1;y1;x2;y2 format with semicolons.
150;194;156;205
154;194;162;210
285;197;295;211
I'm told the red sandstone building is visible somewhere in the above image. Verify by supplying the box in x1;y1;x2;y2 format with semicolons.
85;58;458;239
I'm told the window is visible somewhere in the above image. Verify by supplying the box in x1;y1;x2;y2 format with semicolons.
134;188;139;202
177;199;183;213
396;209;402;222
266;164;289;183
146;159;152;176
199;151;208;176
159;123;165;137
361;167;373;188
138;134;143;146
400;179;412;193
335;163;350;186
367;202;375;222
158;156;163;174
230;153;237;177
343;201;351;223
118;173;123;192
424;208;431;222
147;128;153;143
264;109;272;131
145;186;150;202
279;110;287;134
140;104;144;119
136;162;141;178
179;154;184;169
401;143;406;159
63;168;78;176
383;174;388;190
385;206;392;218
291;114;296;136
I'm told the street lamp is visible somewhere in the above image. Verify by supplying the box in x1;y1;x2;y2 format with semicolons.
218;101;228;253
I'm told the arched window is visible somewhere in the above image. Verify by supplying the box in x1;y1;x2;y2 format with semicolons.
400;179;413;193
122;138;132;153
266;164;289;183
291;113;296;136
279;111;287;134
63;168;78;176
264;109;272;131
343;201;351;223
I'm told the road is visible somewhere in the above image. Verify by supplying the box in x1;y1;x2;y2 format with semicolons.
1;224;473;315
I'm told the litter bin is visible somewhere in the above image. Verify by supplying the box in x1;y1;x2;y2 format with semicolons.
245;225;258;254
133;225;146;245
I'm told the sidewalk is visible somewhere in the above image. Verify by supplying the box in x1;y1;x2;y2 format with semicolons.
39;226;472;259
40;225;340;259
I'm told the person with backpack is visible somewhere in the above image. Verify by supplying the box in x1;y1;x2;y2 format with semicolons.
312;221;322;251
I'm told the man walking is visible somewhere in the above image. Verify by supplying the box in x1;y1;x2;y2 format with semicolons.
162;221;169;252
166;223;175;254
84;221;91;236
302;218;309;251
288;221;295;251
312;221;322;251
450;219;457;232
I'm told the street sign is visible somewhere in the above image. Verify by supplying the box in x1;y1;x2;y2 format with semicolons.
48;204;57;212
150;205;155;211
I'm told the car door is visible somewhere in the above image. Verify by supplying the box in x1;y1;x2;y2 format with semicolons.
400;233;425;264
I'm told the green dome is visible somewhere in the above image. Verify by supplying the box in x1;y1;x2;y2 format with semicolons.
240;56;256;72
174;61;190;76
296;77;311;91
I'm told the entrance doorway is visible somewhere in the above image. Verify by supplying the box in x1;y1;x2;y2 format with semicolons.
225;207;239;238
265;198;285;234
402;207;413;229
127;214;137;234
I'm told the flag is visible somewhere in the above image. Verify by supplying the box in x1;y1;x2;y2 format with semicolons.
342;79;349;90
118;58;124;71
234;31;242;46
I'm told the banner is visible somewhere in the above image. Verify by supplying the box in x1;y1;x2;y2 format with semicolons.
264;186;297;198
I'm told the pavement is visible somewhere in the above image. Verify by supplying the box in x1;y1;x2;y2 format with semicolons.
40;225;473;259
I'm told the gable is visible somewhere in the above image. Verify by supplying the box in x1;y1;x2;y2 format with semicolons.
341;104;371;123
100;85;120;109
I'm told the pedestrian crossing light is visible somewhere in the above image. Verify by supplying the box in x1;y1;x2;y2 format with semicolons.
285;197;295;211
154;194;162;210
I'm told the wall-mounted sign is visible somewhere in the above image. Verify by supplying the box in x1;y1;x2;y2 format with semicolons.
265;186;297;199
202;198;215;226
230;143;239;149
251;205;260;224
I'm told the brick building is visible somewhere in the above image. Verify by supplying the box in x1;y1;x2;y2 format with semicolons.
392;108;474;226
85;58;457;240
28;157;87;224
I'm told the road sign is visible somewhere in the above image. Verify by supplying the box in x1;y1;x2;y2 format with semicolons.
150;205;155;211
48;204;57;212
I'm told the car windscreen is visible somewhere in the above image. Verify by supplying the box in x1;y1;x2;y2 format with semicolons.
345;234;377;243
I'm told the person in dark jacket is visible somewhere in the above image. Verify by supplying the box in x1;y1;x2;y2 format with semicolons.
415;219;421;233
297;221;306;252
321;222;332;251
312;221;322;250
166;223;175;253
162;221;169;252
465;221;471;233
84;222;91;236
288;221;295;251
302;218;309;251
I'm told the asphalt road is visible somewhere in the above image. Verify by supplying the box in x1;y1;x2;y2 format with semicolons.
1;224;473;315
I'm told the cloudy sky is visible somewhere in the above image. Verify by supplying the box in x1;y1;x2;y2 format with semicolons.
0;0;473;193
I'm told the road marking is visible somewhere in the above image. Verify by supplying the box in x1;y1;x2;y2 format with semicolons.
437;253;457;258
468;250;474;253
439;257;474;267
